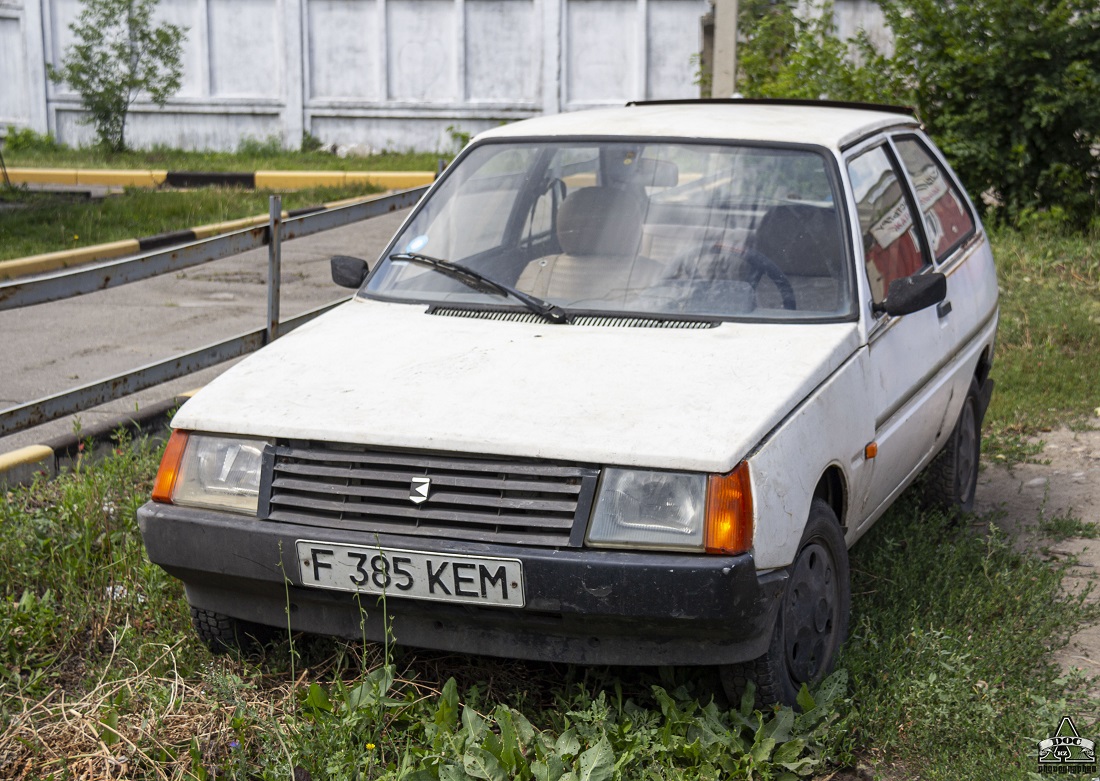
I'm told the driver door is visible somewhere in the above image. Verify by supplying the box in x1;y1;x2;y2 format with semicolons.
847;141;955;525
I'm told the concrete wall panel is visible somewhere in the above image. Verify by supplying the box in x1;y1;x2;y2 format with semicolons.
0;12;30;125
646;0;703;100
565;0;636;107
208;0;281;97
386;0;456;102
464;0;539;104
307;0;381;100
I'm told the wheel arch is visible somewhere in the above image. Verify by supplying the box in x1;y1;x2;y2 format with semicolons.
813;465;848;529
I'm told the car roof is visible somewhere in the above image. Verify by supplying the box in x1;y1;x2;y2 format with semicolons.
474;101;921;151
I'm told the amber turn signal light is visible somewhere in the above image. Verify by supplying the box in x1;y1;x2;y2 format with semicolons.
705;461;753;554
152;429;189;504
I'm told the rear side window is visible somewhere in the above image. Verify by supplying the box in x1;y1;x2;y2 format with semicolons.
847;145;928;304
894;137;975;263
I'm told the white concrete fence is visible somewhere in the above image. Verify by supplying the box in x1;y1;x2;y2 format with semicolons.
0;0;886;153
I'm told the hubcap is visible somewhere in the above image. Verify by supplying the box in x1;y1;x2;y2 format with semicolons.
783;542;839;685
956;399;978;504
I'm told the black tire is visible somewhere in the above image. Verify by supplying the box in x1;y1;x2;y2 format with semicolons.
190;605;274;654
922;378;982;514
720;499;850;708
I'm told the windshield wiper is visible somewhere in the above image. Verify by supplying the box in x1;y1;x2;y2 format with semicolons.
389;252;571;324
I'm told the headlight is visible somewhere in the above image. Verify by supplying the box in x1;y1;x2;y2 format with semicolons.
586;464;754;554
152;430;267;514
587;469;707;550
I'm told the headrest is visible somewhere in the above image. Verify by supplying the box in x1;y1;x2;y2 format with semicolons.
754;204;844;278
556;188;645;257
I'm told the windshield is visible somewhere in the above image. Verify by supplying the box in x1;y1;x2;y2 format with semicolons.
366;140;853;321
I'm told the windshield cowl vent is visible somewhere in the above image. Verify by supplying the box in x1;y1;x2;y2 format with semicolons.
430;308;717;329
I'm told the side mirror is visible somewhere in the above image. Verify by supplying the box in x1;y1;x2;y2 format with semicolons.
875;272;946;317
330;255;370;289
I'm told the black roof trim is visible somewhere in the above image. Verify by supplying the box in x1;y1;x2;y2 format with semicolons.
627;98;918;117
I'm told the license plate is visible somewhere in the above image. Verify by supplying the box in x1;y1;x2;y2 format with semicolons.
296;541;525;608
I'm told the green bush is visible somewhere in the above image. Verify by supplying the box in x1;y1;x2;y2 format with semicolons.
882;0;1100;229
736;0;900;102
3;126;60;153
736;0;1100;230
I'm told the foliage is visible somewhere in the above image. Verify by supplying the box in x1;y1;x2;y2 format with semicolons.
735;1;901;102
2;126;59;154
983;227;1100;460
47;0;186;152
301;131;326;154
881;0;1100;229
236;135;288;158
735;0;1100;229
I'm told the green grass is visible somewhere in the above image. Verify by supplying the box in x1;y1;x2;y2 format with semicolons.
0;184;384;261
2;132;444;172
1038;514;1100;541
984;228;1100;460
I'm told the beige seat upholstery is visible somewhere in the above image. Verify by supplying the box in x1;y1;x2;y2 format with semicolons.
516;187;660;303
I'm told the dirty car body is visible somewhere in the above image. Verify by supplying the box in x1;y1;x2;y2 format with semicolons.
139;101;999;705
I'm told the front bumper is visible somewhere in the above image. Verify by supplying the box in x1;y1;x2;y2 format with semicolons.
138;502;786;665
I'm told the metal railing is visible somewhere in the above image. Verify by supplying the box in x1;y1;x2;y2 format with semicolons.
0;186;427;438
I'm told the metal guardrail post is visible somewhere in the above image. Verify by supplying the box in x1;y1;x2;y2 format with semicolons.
267;195;282;343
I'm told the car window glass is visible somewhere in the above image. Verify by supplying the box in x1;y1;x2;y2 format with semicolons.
847;146;928;304
371;141;852;322
392;146;539;266
894;137;975;262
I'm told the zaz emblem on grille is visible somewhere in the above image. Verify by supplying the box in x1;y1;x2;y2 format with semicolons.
410;476;431;504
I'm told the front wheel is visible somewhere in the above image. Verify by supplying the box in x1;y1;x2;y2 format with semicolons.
720;499;850;707
190;605;274;654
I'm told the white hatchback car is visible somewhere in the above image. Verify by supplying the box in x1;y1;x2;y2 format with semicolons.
140;100;999;705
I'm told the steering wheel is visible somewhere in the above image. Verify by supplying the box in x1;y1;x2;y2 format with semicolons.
666;243;796;311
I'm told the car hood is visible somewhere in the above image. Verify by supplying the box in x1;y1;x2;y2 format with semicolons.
173;300;861;472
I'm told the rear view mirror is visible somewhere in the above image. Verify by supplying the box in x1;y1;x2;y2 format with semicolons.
876;272;946;317
330;255;370;289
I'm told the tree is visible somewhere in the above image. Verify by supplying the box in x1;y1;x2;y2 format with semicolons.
736;1;901;103
735;0;1100;229
881;0;1100;228
48;0;186;152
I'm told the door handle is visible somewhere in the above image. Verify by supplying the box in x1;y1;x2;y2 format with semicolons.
937;300;953;318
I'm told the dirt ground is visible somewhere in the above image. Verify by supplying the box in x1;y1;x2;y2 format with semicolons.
975;425;1100;680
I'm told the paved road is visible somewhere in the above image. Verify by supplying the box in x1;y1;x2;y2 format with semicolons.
0;207;411;453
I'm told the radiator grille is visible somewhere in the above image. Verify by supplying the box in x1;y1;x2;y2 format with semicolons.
263;443;598;547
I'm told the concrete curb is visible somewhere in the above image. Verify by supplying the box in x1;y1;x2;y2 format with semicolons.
0;393;195;488
0;181;428;281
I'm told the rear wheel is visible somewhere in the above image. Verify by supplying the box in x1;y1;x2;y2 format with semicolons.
721;499;850;708
190;606;274;654
922;378;982;514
